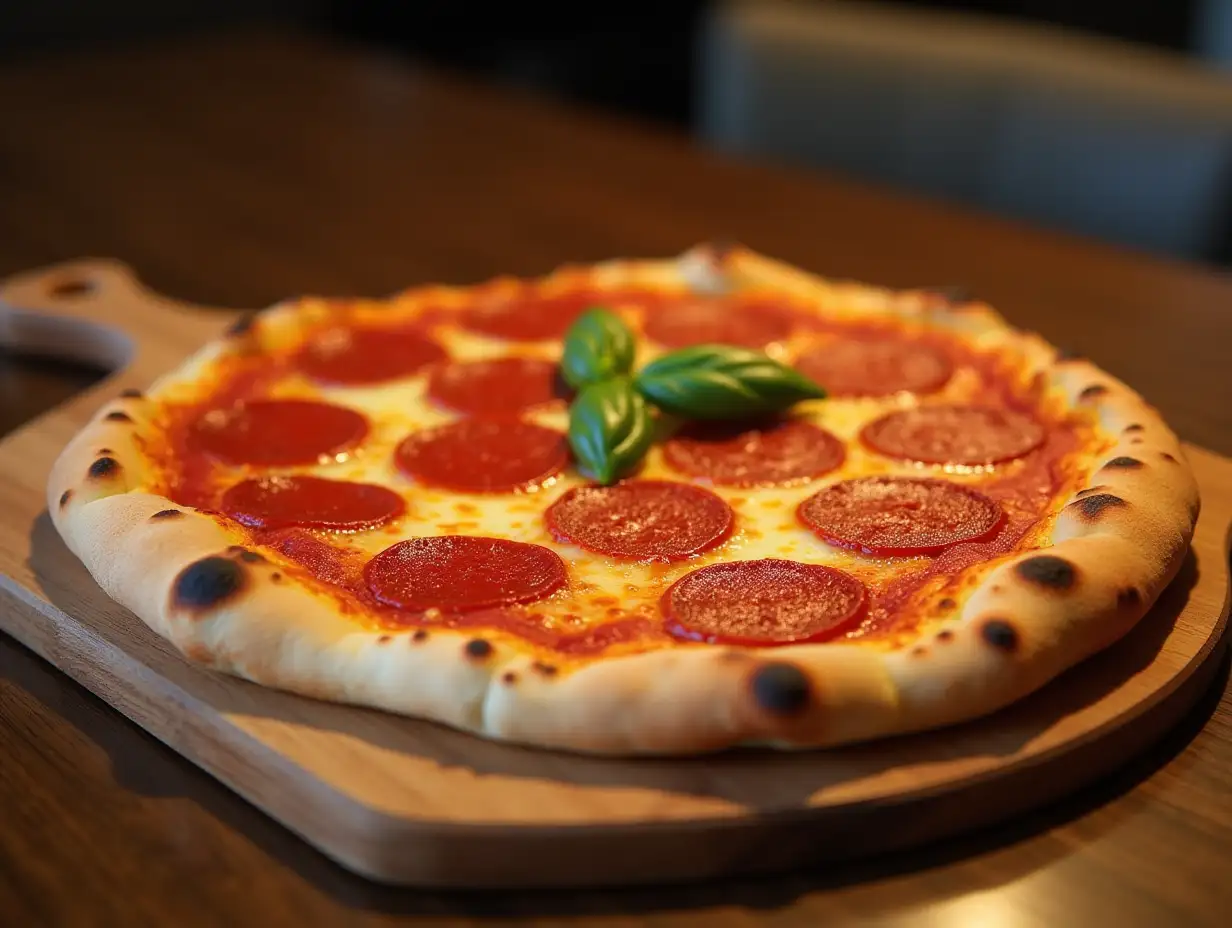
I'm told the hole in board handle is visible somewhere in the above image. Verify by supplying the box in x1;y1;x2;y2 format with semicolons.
47;277;97;299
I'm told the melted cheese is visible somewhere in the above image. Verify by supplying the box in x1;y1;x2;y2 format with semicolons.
144;275;1093;654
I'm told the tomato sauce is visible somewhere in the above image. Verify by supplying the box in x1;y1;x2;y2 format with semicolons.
137;284;1100;658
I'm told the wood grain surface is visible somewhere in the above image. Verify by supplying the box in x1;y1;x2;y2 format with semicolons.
1;27;1231;926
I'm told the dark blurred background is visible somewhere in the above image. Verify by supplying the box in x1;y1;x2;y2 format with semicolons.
4;0;1232;265
1;2;1223;125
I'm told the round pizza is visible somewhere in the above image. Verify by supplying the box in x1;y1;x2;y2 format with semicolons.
47;243;1200;755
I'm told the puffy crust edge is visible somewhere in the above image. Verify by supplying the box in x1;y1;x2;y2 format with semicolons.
46;244;1200;756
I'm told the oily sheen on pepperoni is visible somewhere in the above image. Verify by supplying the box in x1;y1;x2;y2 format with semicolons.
663;559;868;646
365;535;567;612
395;418;568;492
663;419;844;487
798;476;1005;556
795;335;952;397
545;480;733;561
297;325;446;386
426;357;568;416
642;298;796;349
221;475;405;531
862;404;1046;466
188;399;368;466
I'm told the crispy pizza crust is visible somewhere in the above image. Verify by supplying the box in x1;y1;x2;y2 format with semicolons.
47;245;1200;755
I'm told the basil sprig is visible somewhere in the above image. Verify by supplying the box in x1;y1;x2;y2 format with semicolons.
636;344;825;420
560;308;635;388
567;378;655;485
559;312;827;485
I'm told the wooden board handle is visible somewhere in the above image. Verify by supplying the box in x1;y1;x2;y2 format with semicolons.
0;258;237;374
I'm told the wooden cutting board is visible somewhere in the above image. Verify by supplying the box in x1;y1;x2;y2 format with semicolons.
0;259;1228;888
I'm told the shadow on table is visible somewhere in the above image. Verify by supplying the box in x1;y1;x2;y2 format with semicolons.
5;622;1225;919
16;511;1225;917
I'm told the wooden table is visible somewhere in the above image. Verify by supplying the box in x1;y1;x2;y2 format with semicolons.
1;29;1229;927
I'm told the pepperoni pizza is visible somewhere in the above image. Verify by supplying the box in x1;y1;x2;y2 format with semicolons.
47;244;1200;755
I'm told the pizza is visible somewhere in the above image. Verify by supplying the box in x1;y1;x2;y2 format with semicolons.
46;243;1200;755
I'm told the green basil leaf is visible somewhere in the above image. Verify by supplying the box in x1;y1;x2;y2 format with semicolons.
567;377;655;485
560;308;636;389
635;344;825;420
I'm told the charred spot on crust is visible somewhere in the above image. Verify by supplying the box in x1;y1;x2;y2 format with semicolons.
1102;456;1143;470
87;456;120;479
531;661;558;677
1118;587;1143;609
49;277;95;298
173;556;246;610
58;489;73;508
464;639;493;660
936;629;954;643
1123;423;1144;434
119;388;143;399
270;572;283;583
104;411;132;423
501;671;518;685
1075;485;1109;499
937;597;956;611
911;645;927;657
924;284;973;305
376;635;392;645
150;509;182;520
411;629;429;643
1079;384;1108;402
1068;493;1127;520
1015;554;1077;591
226;312;258;337
1160;452;1178;464
750;663;811;716
980;619;1019;653
226;545;263;563
97;448;113;455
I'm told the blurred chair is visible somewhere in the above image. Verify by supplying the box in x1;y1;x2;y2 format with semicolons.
697;0;1232;263
1197;0;1232;68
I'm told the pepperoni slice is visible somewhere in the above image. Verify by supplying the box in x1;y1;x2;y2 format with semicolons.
188;399;368;466
426;357;569;416
642;298;795;349
795;335;952;397
296;325;446;386
798;476;1005;556
221;475;405;531
545;480;733;562
862;404;1046;466
663;559;868;646
462;289;611;341
365;535;567;612
663;419;844;487
394;419;568;492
